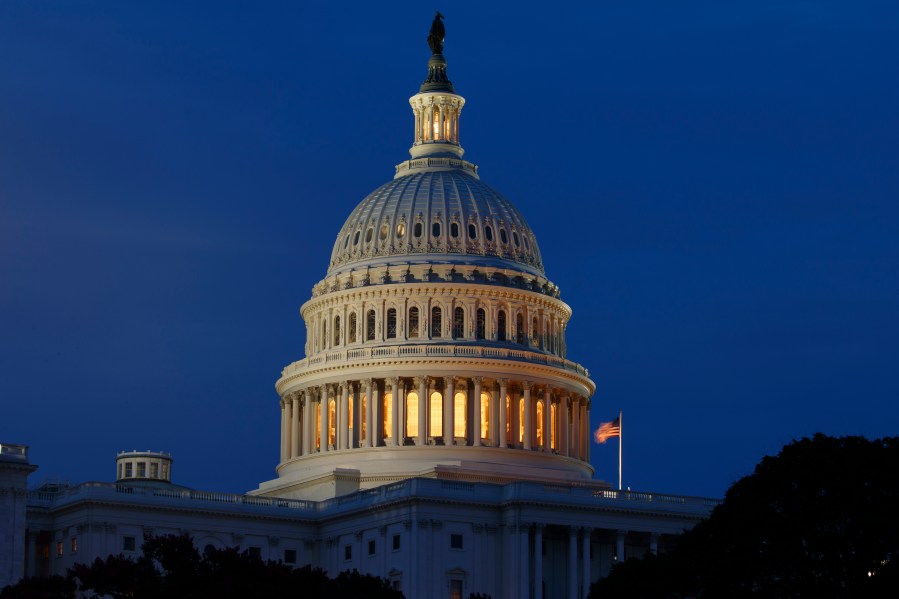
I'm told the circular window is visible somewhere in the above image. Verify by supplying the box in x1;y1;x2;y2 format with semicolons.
485;226;493;242
414;222;423;237
365;228;374;243
396;222;406;237
432;222;441;237
512;231;520;246
468;224;477;239
379;224;388;240
500;229;508;244
353;231;360;245
450;222;459;238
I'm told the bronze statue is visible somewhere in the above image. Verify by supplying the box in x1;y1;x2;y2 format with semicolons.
428;11;445;55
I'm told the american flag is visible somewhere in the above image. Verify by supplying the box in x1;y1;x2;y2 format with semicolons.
594;417;621;444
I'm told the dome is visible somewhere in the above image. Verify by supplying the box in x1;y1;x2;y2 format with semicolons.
327;169;545;278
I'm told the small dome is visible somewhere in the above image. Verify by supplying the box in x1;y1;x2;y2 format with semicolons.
328;169;544;278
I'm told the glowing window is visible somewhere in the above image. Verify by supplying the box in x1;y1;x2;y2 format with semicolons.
500;229;508;244
536;400;544;446
468;223;477;239
406;392;419;437
551;403;557;450
383;392;392;438
450;222;459;237
328;400;336;447
432;222;441;237
387;308;397;339
347;395;353;434
481;391;491;439
396;222;406;237
453;307;464;338
454;391;466;438
431;307;442;337
476;308;485;340
408;307;419;338
429;391;442;437
379;224;388;240
519;398;524;443
150;462;158;478
361;395;367;441
315;409;321;449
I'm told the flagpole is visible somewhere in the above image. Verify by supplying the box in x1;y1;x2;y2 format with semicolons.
618;410;623;491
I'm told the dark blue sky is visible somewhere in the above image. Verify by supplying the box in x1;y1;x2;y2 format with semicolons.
2;1;897;499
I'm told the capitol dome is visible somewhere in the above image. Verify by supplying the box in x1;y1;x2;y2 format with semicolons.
255;22;597;501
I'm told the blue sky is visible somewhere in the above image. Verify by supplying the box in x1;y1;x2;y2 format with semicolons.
2;1;897;498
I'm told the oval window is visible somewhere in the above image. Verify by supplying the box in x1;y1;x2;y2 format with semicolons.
379;224;388;240
512;231;520;246
396;222;406;237
343;235;350;249
414;222;423;237
365;228;374;243
500;229;508;244
353;231;360;245
523;236;530;251
485;226;493;242
450;222;459;238
468;224;477;239
432;222;441;237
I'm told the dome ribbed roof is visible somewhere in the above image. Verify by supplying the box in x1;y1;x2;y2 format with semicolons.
327;170;544;277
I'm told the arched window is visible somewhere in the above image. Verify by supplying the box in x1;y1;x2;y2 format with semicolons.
551;402;557;450
516;313;525;344
367;309;376;341
536;400;544;447
485;226;494;242
454;391;466;438
519;397;525;443
349;313;357;343
386;308;397;339
333;316;341;346
476;308;486;340
497;310;507;341
383;392;392;439
347;394;353;438
429;391;442;438
480;391;491;440
321;320;327;350
328;399;336;448
500;229;508;244
431;307;442;338
360;394;367;442
408;307;419;338
406;392;419;437
468;223;477;239
505;395;512;445
315;408;321;450
453;307;465;338
532;317;539;345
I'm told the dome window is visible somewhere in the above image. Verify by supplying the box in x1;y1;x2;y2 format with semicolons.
353;231;360;245
408;307;419;338
476;308;486;340
523;236;530;251
453;307;465;338
497;310;507;342
349;313;357;343
468;224;477;239
386;308;397;339
500;229;508;244
343;235;350;249
432;222;441;237
365;227;374;243
431;307;442;338
366;309;376;341
414;223;423;238
396;222;406;238
513;231;520;247
450;222;459;238
485;226;494;242
379;224;389;240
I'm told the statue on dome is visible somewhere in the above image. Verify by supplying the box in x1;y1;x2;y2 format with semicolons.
428;11;445;54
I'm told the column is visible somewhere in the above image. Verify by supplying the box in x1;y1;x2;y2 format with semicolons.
398;379;407;444
520;525;530;598
279;398;288;462
499;379;508;448
388;378;399;446
650;533;659;555
416;377;427;445
364;380;373;447
511;389;520;448
472;377;482;447
443;377;454;446
581;528;592;599
616;530;626;564
303;389;313;455
291;393;300;459
371;379;380;447
560;393;570;457
490;385;500;446
543;387;552;452
534;524;544;599
319;385;328;452
581;401;590;463
523;381;533;451
568;527;578;599
338;384;348;450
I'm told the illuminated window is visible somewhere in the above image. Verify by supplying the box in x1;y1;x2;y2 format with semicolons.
383;392;392;438
328;399;336;447
450;580;463;599
453;307;464;338
347;394;353;435
71;538;78;553
429;391;442;437
433;108;440;139
387;308;397;339
56;541;63;558
500;228;508;244
519;398;525;443
315;409;321;450
480;391;491;439
334;315;341;346
497;310;507;341
450;222;459;237
551;403;557;450
516;313;525;344
41;545;49;560
536;400;544;446
431;307;442;337
396;222;406;237
406;392;419;437
408;307;419;338
161;463;168;480
367;309;376;341
476;308;485;340
349;313;357;343
361;395;367;441
506;395;512;444
454;392;466;438
432;222;441;237
468;223;477;239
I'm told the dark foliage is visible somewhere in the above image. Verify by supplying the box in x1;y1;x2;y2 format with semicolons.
0;575;75;599
590;434;899;598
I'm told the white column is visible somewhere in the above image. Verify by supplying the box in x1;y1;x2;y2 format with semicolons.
279;398;288;462
571;397;580;459
363;379;373;448
417;376;427;445
303;389;313;455
398;379;406;444
291;394;300;459
319;385;328;452
472;377;482;447
581;401;590;463
568;527;578;599
582;528;592;599
523;382;533;450
337;384;347;450
560;394;570;457
499;379;508;448
534;524;544;599
371;379;380;447
543;387;552;452
388;378;399;446
443;377;454;445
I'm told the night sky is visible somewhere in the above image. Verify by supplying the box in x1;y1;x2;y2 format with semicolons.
2;1;897;500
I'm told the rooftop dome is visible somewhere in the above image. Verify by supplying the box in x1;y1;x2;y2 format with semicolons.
327;170;545;278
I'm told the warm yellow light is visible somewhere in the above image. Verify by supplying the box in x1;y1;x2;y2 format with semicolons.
430;391;443;437
382;392;392;438
454;392;466;438
406;392;419;437
480;392;491;439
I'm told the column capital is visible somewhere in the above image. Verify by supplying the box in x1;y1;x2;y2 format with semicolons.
413;376;424;387
443;376;454;387
385;377;398;388
522;380;532;390
499;378;509;386
472;376;483;385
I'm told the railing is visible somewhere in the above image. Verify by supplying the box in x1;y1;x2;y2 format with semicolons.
282;344;590;378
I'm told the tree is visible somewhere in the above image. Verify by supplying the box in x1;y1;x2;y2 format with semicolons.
589;434;899;598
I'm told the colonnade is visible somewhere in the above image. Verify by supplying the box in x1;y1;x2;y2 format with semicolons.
410;94;463;145
278;376;591;465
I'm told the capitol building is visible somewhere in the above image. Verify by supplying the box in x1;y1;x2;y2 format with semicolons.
1;17;716;599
